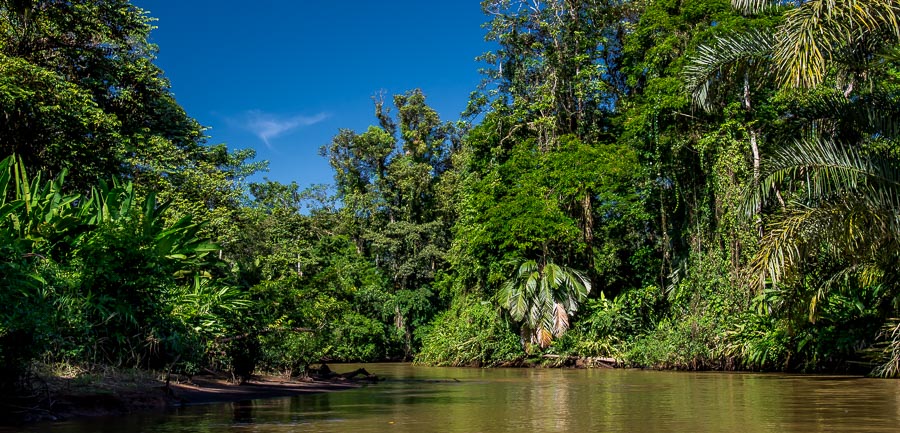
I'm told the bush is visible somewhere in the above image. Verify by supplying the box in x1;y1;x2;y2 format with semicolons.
626;312;732;370
415;297;523;366
329;312;390;362
257;331;317;375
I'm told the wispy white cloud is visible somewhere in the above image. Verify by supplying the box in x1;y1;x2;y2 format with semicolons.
238;111;328;148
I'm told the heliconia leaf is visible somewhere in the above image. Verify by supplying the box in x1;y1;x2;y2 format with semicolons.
0;202;23;220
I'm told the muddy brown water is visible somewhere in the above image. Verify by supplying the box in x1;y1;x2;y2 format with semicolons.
16;363;900;432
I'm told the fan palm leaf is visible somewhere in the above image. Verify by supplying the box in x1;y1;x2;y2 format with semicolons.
498;259;591;349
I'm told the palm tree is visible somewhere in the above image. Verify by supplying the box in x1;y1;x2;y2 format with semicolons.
747;137;900;293
686;0;900;288
685;0;900;202
747;136;900;374
498;260;591;350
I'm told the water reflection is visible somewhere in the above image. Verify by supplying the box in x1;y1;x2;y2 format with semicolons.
14;364;900;433
231;401;253;424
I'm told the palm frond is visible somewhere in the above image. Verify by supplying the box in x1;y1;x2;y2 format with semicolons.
684;30;775;111
749;138;900;290
750;205;810;288
517;259;540;277
751;197;882;289
776;0;900;88
807;262;884;322
537;327;553;349
880;44;900;62
867;318;900;377
551;302;569;337
731;0;776;15
498;259;591;349
747;137;900;215
783;91;900;141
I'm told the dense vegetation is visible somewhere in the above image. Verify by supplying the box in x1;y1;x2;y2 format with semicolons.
2;0;900;395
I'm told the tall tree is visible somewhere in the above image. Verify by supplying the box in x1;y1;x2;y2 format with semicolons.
476;0;631;148
464;0;642;293
322;89;458;358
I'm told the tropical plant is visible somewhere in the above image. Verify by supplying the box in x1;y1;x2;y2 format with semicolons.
498;259;591;350
415;297;523;367
684;0;900;203
746;138;900;351
0;156;48;388
682;0;900;374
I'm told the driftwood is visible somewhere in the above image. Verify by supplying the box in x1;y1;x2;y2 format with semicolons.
338;368;374;380
310;364;380;382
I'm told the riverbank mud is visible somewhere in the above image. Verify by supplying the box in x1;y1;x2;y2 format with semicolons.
2;366;379;426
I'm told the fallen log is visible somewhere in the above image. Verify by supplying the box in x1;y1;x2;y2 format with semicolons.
310;364;380;382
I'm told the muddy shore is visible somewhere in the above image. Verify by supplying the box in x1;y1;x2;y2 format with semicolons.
3;367;378;426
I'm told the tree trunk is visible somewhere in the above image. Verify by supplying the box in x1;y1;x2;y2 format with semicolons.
581;191;594;271
745;70;762;237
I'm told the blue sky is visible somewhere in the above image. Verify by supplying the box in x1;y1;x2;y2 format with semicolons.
133;1;489;187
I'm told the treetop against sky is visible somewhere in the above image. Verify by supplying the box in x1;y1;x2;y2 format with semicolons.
135;0;488;187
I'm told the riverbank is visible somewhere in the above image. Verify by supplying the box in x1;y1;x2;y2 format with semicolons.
3;365;377;425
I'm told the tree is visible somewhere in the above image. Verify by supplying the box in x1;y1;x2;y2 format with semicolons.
748;139;900;299
322;89;458;358
685;0;900;215
458;1;645;291
709;0;900;373
732;0;900;90
476;0;632;148
0;0;207;191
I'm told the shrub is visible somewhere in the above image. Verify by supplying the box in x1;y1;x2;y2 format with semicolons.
415;297;523;366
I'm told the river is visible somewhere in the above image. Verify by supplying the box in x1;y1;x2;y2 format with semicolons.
18;363;900;432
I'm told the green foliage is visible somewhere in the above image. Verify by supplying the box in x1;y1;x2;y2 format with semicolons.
4;0;900;384
548;288;661;360
329;312;389;362
415;297;523;367
0;155;80;385
580;287;663;341
0;155;245;389
626;314;729;370
321;89;457;358
0;1;209;192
